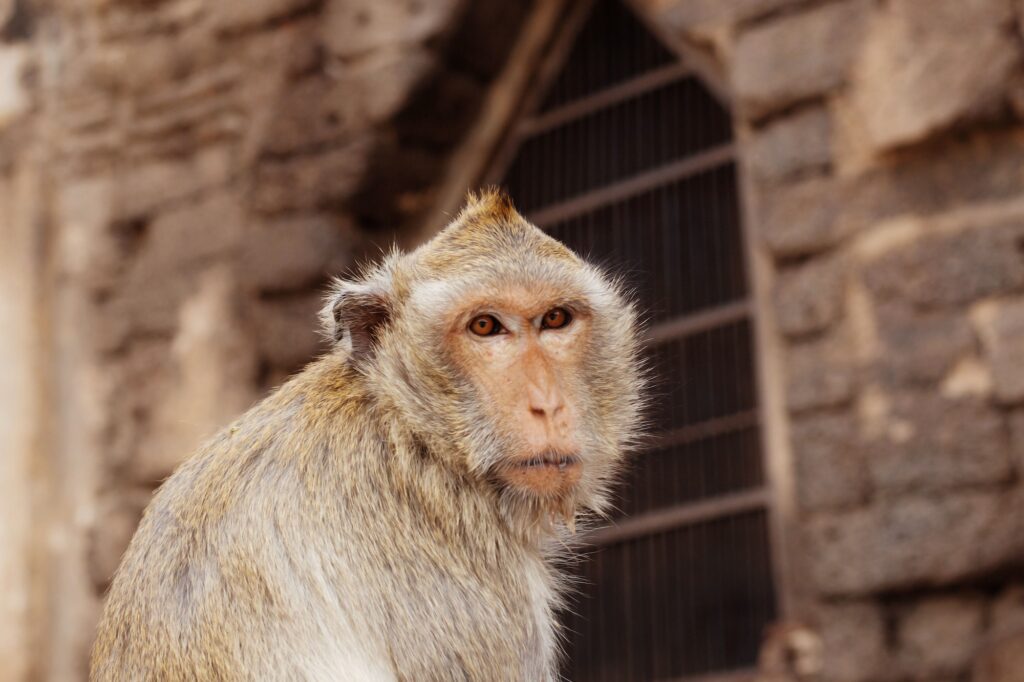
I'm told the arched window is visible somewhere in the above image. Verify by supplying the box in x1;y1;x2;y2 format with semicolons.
487;2;779;678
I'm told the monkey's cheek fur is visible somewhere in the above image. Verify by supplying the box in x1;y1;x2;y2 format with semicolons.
498;454;582;497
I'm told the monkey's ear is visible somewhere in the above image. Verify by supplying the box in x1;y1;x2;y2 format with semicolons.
321;279;392;360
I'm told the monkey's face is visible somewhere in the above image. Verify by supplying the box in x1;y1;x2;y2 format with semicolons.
445;285;590;500
324;190;645;526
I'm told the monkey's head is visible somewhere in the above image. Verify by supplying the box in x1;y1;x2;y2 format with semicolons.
322;189;645;532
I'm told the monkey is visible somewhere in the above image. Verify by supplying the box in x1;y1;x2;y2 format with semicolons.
91;189;645;681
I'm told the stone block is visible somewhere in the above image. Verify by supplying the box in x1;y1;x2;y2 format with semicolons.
774;255;846;338
131;268;258;483
991;585;1024;640
88;489;151;590
252;141;371;214
0;45;28;127
972;298;1024;405
86;32;214;94
748;107;832;182
815;601;888;682
211;0;317;31
249;290;326;371
261;76;363;156
55;176;118;288
112;193;244;339
733;1;870;118
897;596;985;679
1011;412;1024;477
757;176;851;259
792;412;870;512
867;392;1011;494
321;0;459;59
113;145;234;219
851;131;1024;222
875;303;974;385
973;633;1024;682
262;49;435;155
133;193;243;275
850;0;1019;153
786;332;858;414
863;221;1024;310
807;489;1024;596
241;214;354;293
806;131;1024;254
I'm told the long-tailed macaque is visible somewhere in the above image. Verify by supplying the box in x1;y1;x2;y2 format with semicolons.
91;190;645;681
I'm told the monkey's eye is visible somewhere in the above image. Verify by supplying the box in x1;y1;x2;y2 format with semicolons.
469;314;503;336
541;307;572;330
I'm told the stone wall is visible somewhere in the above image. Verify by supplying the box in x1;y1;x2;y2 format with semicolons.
0;0;532;678
633;0;1024;680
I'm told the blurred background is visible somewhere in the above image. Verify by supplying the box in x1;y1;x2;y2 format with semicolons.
2;0;1024;680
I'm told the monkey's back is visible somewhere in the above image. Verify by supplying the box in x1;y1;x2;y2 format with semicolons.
90;366;393;679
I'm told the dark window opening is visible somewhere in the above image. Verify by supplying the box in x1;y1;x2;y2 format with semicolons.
491;1;778;679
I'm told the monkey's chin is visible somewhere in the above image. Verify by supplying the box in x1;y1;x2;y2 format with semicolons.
497;452;582;498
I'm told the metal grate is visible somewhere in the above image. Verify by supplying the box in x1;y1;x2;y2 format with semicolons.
538;0;675;112
490;1;778;679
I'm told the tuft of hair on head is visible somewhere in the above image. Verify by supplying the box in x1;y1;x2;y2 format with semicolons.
459;186;517;223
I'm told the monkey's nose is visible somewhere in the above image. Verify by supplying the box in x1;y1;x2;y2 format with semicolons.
527;383;565;420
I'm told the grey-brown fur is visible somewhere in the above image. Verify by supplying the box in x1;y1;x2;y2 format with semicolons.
91;191;645;681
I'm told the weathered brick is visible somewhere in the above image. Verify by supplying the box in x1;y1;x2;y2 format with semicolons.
774;255;846;338
249;290;326;371
792;412;870;512
1011;411;1024;477
807;489;1024;595
262;49;434;155
210;0;317;31
86;31;219;94
0;45;29;127
854;131;1024;220
973;633;1024;682
241;214;354;292
991;585;1024;640
321;0;459;59
867;392;1011;494
113;145;234;219
132;193;243;275
875;303;974;385
763;132;1024;260
251;140;372;214
897;596;986;678
109;194;244;339
850;0;1019;152
130;268;258;483
748;107;832;182
786;333;858;413
55;176;118;287
863;222;1024;310
261;76;363;156
815;601;888;682
733;0;870;118
972;298;1024;404
757;175;850;258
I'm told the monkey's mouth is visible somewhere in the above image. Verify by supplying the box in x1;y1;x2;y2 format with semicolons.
498;451;582;496
513;452;581;471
